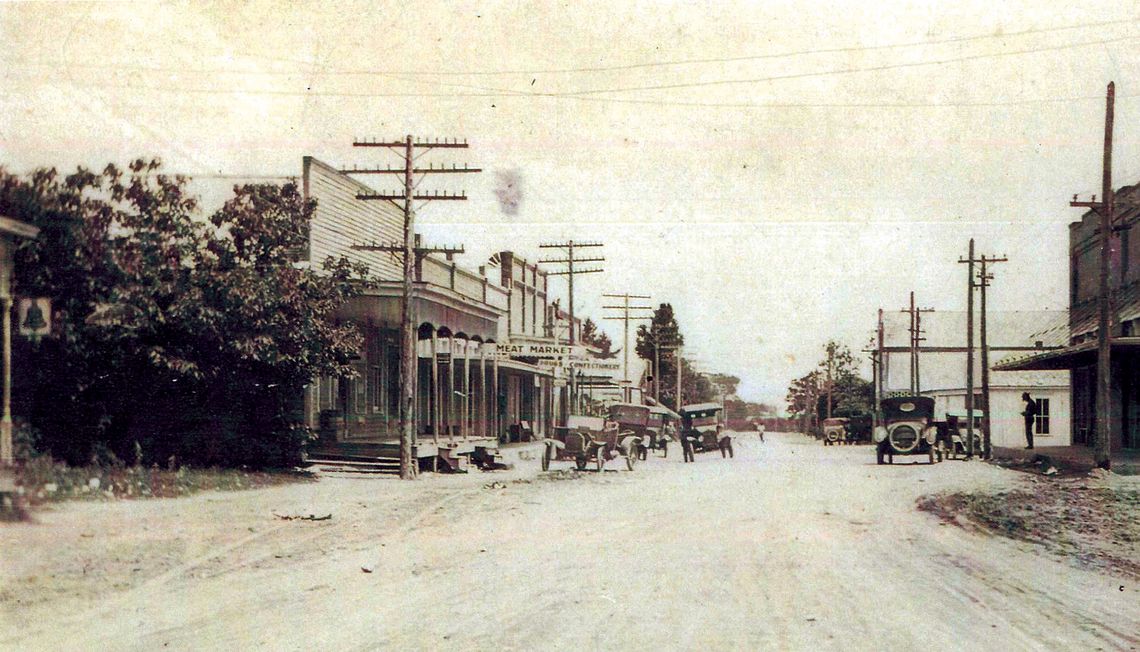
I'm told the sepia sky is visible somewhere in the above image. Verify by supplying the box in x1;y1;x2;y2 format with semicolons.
2;0;1139;408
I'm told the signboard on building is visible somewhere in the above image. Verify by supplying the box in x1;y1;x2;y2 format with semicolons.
496;342;587;359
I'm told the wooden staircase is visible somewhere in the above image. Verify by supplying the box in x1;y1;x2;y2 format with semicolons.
305;442;402;475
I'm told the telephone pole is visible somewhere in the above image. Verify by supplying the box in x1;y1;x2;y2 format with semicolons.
977;253;1008;459
539;241;603;413
602;292;652;402
346;136;480;480
899;292;934;394
538;241;604;345
1069;82;1139;470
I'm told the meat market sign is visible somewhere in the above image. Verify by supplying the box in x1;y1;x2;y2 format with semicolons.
495;343;587;359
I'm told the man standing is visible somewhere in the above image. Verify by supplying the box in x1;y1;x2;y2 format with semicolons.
755;421;765;443
1021;392;1039;450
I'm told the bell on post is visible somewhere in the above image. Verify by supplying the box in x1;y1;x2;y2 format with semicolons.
21;301;46;333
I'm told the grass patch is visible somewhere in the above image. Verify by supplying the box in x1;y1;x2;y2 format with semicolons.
12;456;315;505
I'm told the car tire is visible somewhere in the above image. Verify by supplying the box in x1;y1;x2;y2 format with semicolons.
595;448;605;472
575;456;586;471
541;445;551;471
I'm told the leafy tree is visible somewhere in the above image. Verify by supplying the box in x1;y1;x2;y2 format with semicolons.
784;341;873;432
635;303;682;390
580;317;615;358
1;160;370;467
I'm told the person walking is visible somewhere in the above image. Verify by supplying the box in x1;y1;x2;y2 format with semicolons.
754;421;765;443
1021;392;1039;450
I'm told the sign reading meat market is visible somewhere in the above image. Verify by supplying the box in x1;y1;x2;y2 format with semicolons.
496;343;587;359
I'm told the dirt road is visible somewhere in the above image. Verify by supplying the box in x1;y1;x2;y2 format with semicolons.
3;433;1137;651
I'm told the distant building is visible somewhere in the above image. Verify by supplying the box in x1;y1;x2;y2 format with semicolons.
996;182;1140;452
880;310;1071;448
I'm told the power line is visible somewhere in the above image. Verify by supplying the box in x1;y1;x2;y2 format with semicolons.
4;16;1135;77
559;33;1140;96
3;33;1137;110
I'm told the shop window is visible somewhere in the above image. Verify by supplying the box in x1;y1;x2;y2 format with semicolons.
1035;398;1050;435
318;376;336;411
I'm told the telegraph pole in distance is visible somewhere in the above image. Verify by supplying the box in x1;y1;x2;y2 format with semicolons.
346;136;480;479
539;241;604;413
602;292;652;402
900;292;934;394
1068;82;1139;470
977;253;1008;459
538;241;604;345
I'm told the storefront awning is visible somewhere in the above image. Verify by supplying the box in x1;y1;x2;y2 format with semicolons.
496;358;555;377
994;337;1140;371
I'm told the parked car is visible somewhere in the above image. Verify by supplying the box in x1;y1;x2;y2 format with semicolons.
608;403;674;460
944;409;984;459
822;417;850;445
541;415;640;472
872;396;944;464
680;403;731;459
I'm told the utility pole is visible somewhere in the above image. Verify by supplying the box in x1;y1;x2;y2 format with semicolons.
825;342;835;419
1069;82;1139;470
602;292;652;402
675;345;684;412
538;241;604;345
647;327;680;403
977;253;1007;459
539;241;603;413
346;136;480;480
958;242;1009;459
899;292;934;394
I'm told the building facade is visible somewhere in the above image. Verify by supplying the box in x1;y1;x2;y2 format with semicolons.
997;182;1140;451
301;157;510;457
880;310;1071;448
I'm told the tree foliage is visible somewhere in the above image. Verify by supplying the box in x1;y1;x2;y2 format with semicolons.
580;317;615;358
635;303;683;383
784;340;873;430
1;160;370;467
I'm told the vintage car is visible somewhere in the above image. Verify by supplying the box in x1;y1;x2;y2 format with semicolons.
608;403;658;460
872;396;944;464
541;414;640;472
822;417;850;446
680;403;731;459
944;409;985;459
646;404;679;458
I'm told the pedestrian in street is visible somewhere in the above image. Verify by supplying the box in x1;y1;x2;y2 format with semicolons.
755;420;765;443
718;425;734;458
681;428;696;463
1021;392;1039;450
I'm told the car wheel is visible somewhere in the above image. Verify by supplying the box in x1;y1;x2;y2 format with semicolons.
575;455;586;471
541;445;551;471
626;451;636;471
595;448;605;472
876;445;885;465
928;447;935;465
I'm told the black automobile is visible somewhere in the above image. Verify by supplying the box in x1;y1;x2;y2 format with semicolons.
872;396;944;465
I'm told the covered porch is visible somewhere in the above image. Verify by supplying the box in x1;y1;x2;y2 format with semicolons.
995;338;1140;451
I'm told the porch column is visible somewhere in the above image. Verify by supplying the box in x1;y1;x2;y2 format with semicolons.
430;329;440;445
444;338;453;441
478;348;487;438
492;354;500;443
1;296;11;466
461;340;469;440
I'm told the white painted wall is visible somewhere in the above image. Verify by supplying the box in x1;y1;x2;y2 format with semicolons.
927;386;1071;448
